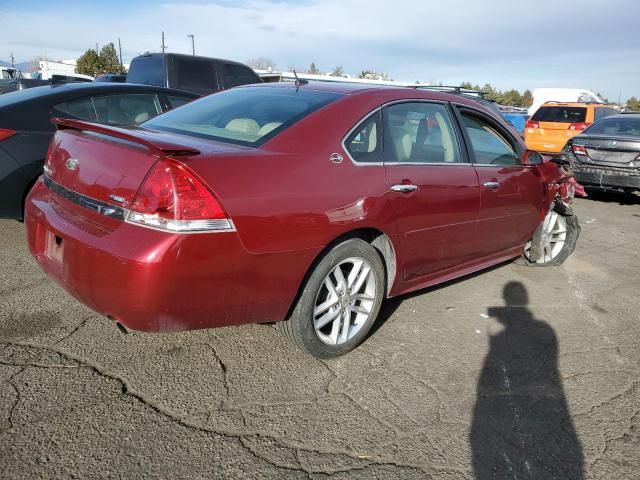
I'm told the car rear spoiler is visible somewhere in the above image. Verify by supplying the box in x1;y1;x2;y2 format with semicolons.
52;117;201;156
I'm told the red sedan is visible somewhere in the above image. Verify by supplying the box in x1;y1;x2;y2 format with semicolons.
25;83;581;358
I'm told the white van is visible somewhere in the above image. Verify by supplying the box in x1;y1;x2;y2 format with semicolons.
529;88;603;117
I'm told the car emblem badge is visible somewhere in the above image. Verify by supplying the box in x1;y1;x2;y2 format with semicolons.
329;153;344;164
109;194;126;204
607;140;617;147
65;158;79;171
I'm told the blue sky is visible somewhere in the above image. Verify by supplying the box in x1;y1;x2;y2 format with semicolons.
1;0;638;100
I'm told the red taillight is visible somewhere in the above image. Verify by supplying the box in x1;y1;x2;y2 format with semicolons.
572;145;587;155
0;128;16;141
525;120;540;129
568;122;591;131
127;159;233;233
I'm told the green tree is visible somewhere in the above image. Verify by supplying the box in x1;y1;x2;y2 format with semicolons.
358;70;375;79
307;62;320;74
76;49;102;76
626;97;640;111
521;89;533;108
331;65;344;77
99;43;122;74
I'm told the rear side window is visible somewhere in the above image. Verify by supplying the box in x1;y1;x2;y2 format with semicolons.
223;64;260;88
594;107;617;121
143;86;342;146
170;57;218;95
344;111;382;163
383;102;462;163
532;106;586;123
461;113;520;165
127;56;165;86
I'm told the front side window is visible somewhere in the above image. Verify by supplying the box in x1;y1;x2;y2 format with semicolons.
166;94;194;109
53;97;98;122
143;86;342;146
92;93;161;125
462;113;520;165
344;111;381;163
382;102;462;163
171;57;217;94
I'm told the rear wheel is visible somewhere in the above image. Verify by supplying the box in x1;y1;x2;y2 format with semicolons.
277;239;385;358
521;206;579;266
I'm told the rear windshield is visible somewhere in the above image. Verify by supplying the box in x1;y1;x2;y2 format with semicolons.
127;56;165;86
143;86;343;146
532;106;586;123
585;117;640;137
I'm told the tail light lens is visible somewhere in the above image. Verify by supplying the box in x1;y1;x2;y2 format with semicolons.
568;122;591;131
572;145;587;155
0;128;16;141
525;120;540;129
127;159;233;233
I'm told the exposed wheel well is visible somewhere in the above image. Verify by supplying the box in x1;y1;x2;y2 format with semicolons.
284;228;397;320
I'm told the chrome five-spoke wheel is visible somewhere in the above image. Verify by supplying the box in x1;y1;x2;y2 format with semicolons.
313;257;377;345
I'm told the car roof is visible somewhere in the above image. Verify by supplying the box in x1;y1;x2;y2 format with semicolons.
131;52;251;68
0;82;198;108
539;101;610;108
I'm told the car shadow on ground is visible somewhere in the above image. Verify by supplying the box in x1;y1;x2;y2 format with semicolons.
585;188;640;205
469;281;584;479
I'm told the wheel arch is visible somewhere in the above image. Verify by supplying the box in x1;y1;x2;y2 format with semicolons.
284;227;398;320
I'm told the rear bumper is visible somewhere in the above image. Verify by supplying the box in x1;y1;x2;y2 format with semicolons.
25;179;315;332
570;163;640;190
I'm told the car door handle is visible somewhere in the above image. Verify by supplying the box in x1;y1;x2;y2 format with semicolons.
483;181;500;189
390;184;418;193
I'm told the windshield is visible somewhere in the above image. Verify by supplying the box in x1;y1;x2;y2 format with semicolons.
585;117;640;137
532;106;587;123
143;86;343;146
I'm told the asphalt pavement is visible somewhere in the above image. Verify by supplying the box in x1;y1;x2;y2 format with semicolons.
1;192;638;479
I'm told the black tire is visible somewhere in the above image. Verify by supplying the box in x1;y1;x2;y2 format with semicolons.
518;203;580;267
277;238;385;358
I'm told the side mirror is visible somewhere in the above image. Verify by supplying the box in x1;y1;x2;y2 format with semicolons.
523;150;543;166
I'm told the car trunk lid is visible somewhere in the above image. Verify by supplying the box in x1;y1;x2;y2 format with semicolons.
573;135;640;166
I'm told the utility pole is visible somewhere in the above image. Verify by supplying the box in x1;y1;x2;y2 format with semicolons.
187;34;195;55
161;32;167;53
95;42;99;53
118;38;123;72
10;52;15;68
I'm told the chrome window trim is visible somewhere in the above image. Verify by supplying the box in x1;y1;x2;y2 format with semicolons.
341;99;468;167
43;175;236;234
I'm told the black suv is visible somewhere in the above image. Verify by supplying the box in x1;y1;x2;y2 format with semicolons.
126;53;261;96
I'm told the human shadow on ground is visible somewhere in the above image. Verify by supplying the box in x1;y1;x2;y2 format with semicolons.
470;281;584;479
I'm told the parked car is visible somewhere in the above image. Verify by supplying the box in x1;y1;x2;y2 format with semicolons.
0;82;198;220
95;74;126;83
126;53;262;95
525;101;618;155
528;88;603;117
25;83;582;358
561;113;640;193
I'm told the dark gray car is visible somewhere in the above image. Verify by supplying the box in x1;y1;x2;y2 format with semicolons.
0;82;198;220
563;114;640;193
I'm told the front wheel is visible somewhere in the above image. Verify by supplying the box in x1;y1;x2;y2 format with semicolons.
277;239;385;358
520;205;580;266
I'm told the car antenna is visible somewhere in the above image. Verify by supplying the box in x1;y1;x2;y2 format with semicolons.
293;70;308;91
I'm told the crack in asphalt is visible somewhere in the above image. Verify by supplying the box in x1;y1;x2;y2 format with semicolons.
0;340;452;476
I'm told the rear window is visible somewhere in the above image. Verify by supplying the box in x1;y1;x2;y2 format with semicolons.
585;117;640;137
169;56;218;95
127;56;165;86
532;106;586;123
223;63;260;88
143;86;342;146
594;107;617;120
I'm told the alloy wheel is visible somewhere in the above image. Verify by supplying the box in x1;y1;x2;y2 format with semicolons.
524;211;568;263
